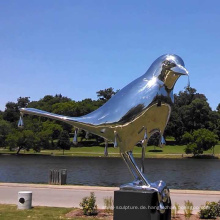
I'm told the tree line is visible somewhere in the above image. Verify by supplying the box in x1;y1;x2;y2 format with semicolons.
0;87;219;156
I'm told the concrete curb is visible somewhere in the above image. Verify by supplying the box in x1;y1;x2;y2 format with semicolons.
0;183;119;191
0;183;219;195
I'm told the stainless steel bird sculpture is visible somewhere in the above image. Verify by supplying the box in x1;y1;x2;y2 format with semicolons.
19;54;188;213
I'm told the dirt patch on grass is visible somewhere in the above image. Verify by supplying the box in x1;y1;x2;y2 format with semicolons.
65;209;113;219
173;214;198;219
66;210;220;220
172;214;220;219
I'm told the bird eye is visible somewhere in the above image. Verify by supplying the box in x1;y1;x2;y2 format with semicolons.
166;61;171;65
163;60;172;66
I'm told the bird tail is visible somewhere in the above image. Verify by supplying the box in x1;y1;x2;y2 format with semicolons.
19;108;74;125
18;108;112;141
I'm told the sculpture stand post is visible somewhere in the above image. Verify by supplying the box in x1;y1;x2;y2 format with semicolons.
113;190;171;220
114;151;171;220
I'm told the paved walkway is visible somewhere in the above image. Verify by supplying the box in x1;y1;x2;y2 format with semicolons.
0;183;219;214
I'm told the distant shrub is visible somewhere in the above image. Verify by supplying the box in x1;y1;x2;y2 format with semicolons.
183;129;218;156
182;132;194;144
79;192;97;216
184;143;197;154
199;201;220;219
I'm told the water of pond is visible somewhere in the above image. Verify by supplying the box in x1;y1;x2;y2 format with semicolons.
0;155;219;190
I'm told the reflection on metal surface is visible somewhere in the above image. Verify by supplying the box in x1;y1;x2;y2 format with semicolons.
144;128;148;140
85;131;89;140
19;54;188;212
160;135;166;147
18;114;24;128
73;128;78;143
140;140;146;173
114;131;118;148
104;139;108;157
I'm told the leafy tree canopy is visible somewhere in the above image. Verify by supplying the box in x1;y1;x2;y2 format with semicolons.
1;86;220;153
0;119;11;147
6;129;38;154
17;97;30;108
165;87;217;143
28;94;71;112
57;130;71;154
183;129;218;156
217;103;220;113
3;102;19;123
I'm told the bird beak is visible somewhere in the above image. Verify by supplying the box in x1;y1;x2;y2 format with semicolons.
171;64;189;75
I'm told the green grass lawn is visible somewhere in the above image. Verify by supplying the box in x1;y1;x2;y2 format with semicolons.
0;205;70;220
1;144;219;158
0;205;104;220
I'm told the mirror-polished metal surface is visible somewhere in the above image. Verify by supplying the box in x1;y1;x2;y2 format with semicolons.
19;54;188;213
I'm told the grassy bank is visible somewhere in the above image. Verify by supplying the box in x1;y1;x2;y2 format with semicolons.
0;204;111;220
0;204;75;220
0;205;112;220
0;144;219;159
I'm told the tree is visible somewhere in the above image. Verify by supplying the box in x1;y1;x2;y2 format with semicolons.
165;87;213;142
209;111;220;139
185;143;197;155
180;98;212;132
148;133;161;146
217;103;220;113
17;97;30;108
42;121;63;148
77;99;103;115
6;130;18;151
174;87;207;107
3;102;19;124
36;130;50;150
0;120;11;147
28;94;71;112
165;110;185;143
52;101;78;116
184;129;218;156
23;117;43;133
96;87;116;102
181;132;194;144
6;129;37;154
52;99;102;134
42;121;63;139
3;97;30;124
57;130;71;155
17;130;37;154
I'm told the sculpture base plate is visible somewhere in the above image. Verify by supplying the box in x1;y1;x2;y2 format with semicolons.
113;190;171;220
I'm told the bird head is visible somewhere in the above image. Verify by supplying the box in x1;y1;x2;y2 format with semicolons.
147;54;189;90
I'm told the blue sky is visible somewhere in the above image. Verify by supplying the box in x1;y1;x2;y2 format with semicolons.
0;0;220;111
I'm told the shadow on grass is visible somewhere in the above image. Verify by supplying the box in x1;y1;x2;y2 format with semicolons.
192;155;219;159
76;141;100;147
148;149;163;152
99;143;114;148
